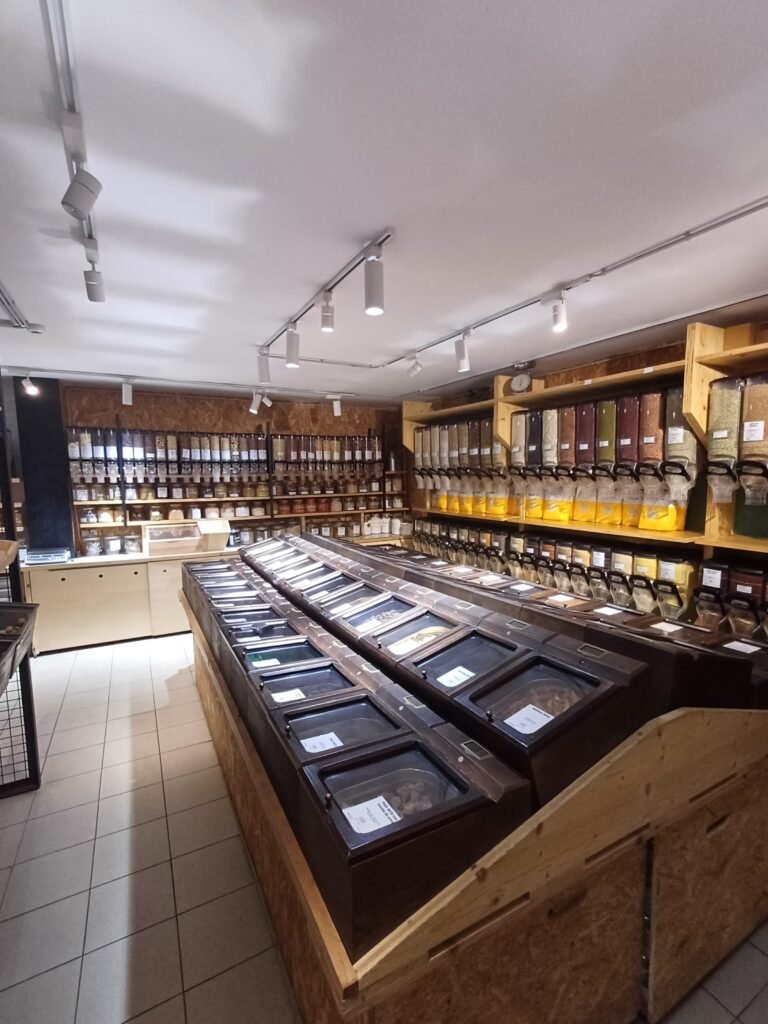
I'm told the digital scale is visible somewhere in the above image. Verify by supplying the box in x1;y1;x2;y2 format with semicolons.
23;548;72;565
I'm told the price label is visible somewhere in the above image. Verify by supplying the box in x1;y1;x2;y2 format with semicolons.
436;665;475;688
651;621;682;634
343;796;401;834
643;435;657;444
724;640;761;654
711;429;729;440
595;606;623;616
743;420;765;442
701;567;722;588
504;704;554;734
271;687;305;703
300;731;343;753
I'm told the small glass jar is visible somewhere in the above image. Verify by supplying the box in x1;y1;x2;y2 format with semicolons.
200;484;214;498
249;503;266;517
291;498;306;515
168;506;185;522
189;505;202;520
80;507;97;524
277;499;291;516
74;485;90;502
184;484;200;499
214;483;227;499
90;483;107;501
128;506;144;522
317;497;330;513
342;497;355;511
255;478;270;498
204;505;221;519
138;484;155;501
97;508;114;524
221;502;235;519
330;496;343;512
304;497;317;513
227;484;241;498
234;502;250;518
243;483;257;498
103;535;123;555
83;535;104;557
170;483;184;500
124;485;138;501
123;534;142;554
149;506;165;522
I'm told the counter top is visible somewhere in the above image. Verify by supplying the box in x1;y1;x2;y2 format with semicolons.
21;548;240;572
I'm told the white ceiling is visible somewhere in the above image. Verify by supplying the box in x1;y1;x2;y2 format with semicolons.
1;0;768;401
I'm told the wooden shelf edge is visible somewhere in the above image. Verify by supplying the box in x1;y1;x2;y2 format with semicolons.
403;399;495;424
695;340;768;372
500;361;686;408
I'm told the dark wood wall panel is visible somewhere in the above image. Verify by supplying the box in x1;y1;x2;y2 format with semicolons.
542;341;686;389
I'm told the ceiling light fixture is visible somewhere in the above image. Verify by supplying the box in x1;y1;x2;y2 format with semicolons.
552;292;567;333
320;291;334;332
121;380;133;406
455;331;471;373
262;393;273;408
257;350;271;384
21;375;39;396
285;323;300;368
249;389;262;415
61;167;102;221
407;357;423;378
83;262;105;302
364;246;384;316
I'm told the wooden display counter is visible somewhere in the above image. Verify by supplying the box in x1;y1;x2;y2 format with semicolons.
23;549;238;652
184;593;768;1024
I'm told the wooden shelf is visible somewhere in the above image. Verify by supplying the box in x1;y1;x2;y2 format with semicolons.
404;399;494;424
501;361;686;408
695;341;768;374
702;534;768;554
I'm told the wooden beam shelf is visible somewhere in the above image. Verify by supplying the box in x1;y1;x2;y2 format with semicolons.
501;361;685;408
695;340;768;374
403;399;494;424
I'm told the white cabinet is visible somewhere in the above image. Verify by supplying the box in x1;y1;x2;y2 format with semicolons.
148;559;188;636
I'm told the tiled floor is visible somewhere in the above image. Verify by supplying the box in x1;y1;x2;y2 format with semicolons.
0;634;300;1024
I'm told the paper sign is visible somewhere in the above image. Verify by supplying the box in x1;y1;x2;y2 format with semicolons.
598;439;610;448
724;641;761;654
667;427;685;444
643;435;657;444
743;420;765;442
711;429;729;439
436;665;476;688
300;731;343;753
343;796;402;834
504;704;554;734
651;622;682;634
250;657;281;668
736;584;753;594
548;593;574;604
595;606;622;616
701;567;722;588
272;688;305;703
509;583;534;591
591;551;606;568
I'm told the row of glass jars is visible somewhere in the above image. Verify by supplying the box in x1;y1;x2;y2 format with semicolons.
274;495;383;515
271;433;382;463
74;479;272;502
67;427;269;464
271;474;381;497
79;502;270;525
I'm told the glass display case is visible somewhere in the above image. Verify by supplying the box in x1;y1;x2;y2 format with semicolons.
144;518;230;557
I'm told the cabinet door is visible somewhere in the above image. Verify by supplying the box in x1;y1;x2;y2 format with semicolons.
148;560;188;635
29;564;151;652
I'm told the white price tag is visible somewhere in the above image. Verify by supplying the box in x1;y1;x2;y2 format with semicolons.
711;429;729;440
300;731;343;753
643;366;654;373
619;438;631;446
548;593;574;604
343;796;401;834
598;440;610;448
591;551;606;568
509;583;534;591
658;561;676;580
595;606;623;616
251;657;281;669
651;621;682;634
436;665;475;688
724;640;761;654
478;573;502;585
272;687;305;703
736;584;753;594
643;435;657;445
505;704;554;734
578;443;589;450
560;442;571;450
701;567;722;588
667;427;685;444
743;420;765;442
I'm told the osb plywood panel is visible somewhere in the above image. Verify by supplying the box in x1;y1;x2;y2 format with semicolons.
647;762;768;1022
542;342;685;389
371;846;645;1024
62;384;401;440
192;637;366;1024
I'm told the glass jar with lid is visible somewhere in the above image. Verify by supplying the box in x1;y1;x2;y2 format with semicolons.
221;502;235;519
138;484;155;501
205;504;221;519
83;535;104;557
249;503;266;517
97;508;114;524
189;505;202;520
168;506;185;522
330;496;343;512
149;506;165;522
234;501;250;518
80;507;97;524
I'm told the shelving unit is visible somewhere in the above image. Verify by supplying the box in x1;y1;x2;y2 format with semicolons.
403;322;768;560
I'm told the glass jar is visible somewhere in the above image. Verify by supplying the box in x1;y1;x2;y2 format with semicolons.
73;484;90;502
103;535;123;555
221;502;235;519
596;400;617;464
291;498;306;515
575;403;596;465
277;499;291;516
205;505;221;519
510;413;526;467
317;497;330;513
227;483;241;498
97;508;114;524
665;387;699;465
243;482;257;498
149;506;165;521
740;374;768;460
189;505;202;520
234;502;250;518
480;418;493;469
249;503;266;517
67;427;80;460
255;477;270;498
170;483;184;500
80;507;97;524
330;496;343;512
304;497;317;513
468;420;481;468
125;484;138;501
168;505;185;522
342;497;355;512
214;483;227;499
639;392;665;462
185;483;200;499
128;506;144;523
83;535;104;557
138;484;155;501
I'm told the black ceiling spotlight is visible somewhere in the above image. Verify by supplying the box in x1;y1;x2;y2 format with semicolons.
61;167;102;221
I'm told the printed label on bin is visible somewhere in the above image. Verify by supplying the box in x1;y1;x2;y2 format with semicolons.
595;606;623;616
724;640;761;655
598;439;610;448
560;442;570;449
736;584;753;594
711;429;729;439
619;437;631;446
578;443;589;450
591;551;606;568
743;420;765;442
643;435;657;445
436;665;476;688
667;427;686;444
509;583;534;591
701;567;722;588
504;704;554;734
651;622;682;634
271;688;305;703
343;796;402;834
478;574;502;585
300;731;343;753
251;657;281;668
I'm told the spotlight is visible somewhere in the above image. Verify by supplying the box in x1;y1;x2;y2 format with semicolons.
552;292;567;333
61;167;102;221
257;351;271;384
285;323;300;368
407;357;422;378
320;291;334;332
84;263;105;302
121;381;133;406
364;246;384;316
455;331;471;373
249;389;262;415
262;393;273;408
21;375;39;396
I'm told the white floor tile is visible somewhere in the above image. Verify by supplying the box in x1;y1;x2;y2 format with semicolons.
0;822;24;870
158;720;211;754
703;940;768;1016
0;957;81;1024
60;688;109;713
0;891;88;990
163;765;227;816
107;695;156;721
100;755;162;800
30;771;101;819
160;741;218;782
0;841;93;920
40;744;103;783
152;672;194;693
97;783;166;837
105;712;157;743
56;705;108;732
85;861;175;952
66;675;111;695
0;792;34;830
92;818;170;887
167;797;239;858
48;723;106;756
185;949;297;1024
35;713;59;735
76;918;182;1024
125;994;185;1024
33;697;66;718
155;702;203;731
102;732;160;769
17;802;98;863
172;836;252;914
108;681;156;704
178;884;273;989
153;686;200;709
